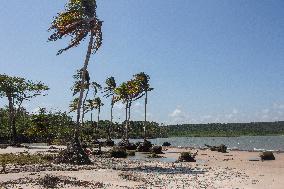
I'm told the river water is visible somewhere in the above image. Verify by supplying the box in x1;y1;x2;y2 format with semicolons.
114;136;284;151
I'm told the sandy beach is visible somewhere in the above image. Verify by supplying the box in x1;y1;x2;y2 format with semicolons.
0;145;284;189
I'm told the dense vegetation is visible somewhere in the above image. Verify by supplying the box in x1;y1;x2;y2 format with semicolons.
1;105;283;144
0;107;165;144
164;122;284;137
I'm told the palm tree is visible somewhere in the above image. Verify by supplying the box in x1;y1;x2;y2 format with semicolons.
48;0;103;142
114;82;129;140
82;81;101;124
70;69;101;126
115;80;143;141
104;77;116;140
134;72;153;141
71;69;90;126
86;97;103;140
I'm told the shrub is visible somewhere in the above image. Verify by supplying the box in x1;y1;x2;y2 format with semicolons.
178;152;196;162
127;150;136;156
259;151;275;160
137;140;152;152
147;153;162;158
162;142;171;147
150;146;163;154
110;147;127;158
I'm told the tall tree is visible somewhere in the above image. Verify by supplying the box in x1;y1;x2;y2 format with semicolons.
48;0;103;142
86;97;103;140
114;82;129;140
70;69;101;125
134;72;153;141
0;74;49;144
115;80;143;141
104;77;116;140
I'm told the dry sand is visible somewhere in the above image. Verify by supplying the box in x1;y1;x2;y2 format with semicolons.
0;145;283;189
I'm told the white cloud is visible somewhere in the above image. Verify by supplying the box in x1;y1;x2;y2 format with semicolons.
169;108;182;117
32;107;41;114
168;107;189;124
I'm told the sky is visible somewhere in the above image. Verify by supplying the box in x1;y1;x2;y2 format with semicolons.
0;0;284;124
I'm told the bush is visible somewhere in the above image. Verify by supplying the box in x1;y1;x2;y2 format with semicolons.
110;147;127;158
217;144;227;153
56;141;92;165
104;139;115;147
259;151;275;160
162;142;171;147
127;150;136;156
147;153;162;158
150;146;163;154
178;152;196;162
117;140;137;150
137;140;152;152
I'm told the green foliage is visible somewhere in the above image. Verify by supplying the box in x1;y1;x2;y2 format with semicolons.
110;147;127;158
133;72;154;94
147;153;163;158
0;74;49;143
0;107;73;144
164;122;284;137
104;76;116;98
178;152;196;162
0;153;55;166
0;74;49;106
48;0;103;55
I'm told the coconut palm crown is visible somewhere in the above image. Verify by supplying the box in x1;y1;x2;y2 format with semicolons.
48;0;102;55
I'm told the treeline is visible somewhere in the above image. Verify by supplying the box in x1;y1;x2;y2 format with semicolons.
163;122;284;137
0;107;165;144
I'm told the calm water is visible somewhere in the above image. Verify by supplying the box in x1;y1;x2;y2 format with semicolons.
114;136;284;151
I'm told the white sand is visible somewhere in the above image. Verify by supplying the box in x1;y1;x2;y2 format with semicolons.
1;146;283;189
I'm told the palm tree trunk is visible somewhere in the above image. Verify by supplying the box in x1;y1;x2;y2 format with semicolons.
81;87;90;126
97;107;100;131
91;112;94;137
143;91;148;141
7;95;16;144
74;32;94;141
108;97;114;140
125;101;128;140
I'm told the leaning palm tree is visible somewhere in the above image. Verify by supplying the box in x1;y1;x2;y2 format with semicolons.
104;77;116;140
134;72;153;141
48;0;103;143
48;0;102;164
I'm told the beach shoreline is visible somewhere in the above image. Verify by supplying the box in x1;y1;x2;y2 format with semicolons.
1;145;284;188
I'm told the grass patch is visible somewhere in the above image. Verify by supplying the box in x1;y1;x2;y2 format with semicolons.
0;153;56;166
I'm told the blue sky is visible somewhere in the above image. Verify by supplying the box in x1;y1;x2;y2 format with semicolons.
0;0;283;124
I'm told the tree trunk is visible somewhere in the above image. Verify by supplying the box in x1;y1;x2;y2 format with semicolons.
124;101;128;140
97;107;100;130
81;87;90;126
91;112;94;136
108;97;114;140
7;95;16;144
74;33;94;141
143;91;148;141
